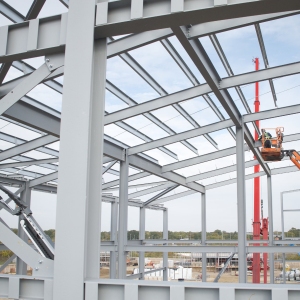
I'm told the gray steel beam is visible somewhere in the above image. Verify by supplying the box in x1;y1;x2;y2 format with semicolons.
151;190;196;205
95;0;300;37
16;182;31;275
59;0;69;8
102;160;117;175
236;124;247;283
143;184;178;206
109;200;118;279
128;182;176;200
209;34;259;135
0;221;53;277
29;171;58;187
0;158;58;170
104;62;300;126
173;26;271;176
106;80;198;155
53;0;106;295
163;145;237;173
118;155;129;279
128;119;234;156
113;37;218;150
102;171;150;190
267;176;275;284
0;1;24;22
255;23;278;107
188;11;299;39
128;152;205;193
201;193;207;282
244;104;300;123
139;207;145;280
26;0;46;20
0;135;58;162
163;208;168;281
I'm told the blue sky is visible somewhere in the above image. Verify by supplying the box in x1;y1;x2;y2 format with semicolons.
0;1;300;234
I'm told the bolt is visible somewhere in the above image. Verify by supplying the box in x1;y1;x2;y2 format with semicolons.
49;64;53;68
35;267;39;271
39;260;43;264
46;58;50;62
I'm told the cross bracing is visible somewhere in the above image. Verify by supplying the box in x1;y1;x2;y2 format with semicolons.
0;1;300;299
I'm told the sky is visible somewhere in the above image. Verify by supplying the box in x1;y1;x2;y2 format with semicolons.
0;1;300;236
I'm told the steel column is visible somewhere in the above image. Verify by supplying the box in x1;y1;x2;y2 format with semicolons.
53;1;105;299
118;154;129;279
110;201;118;279
163;209;168;281
267;176;275;283
236;124;247;283
16;182;31;275
201;193;207;282
139;207;146;280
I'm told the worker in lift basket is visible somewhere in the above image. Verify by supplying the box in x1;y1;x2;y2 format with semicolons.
259;131;272;148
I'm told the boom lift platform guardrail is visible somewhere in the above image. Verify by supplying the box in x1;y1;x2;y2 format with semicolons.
0;183;54;259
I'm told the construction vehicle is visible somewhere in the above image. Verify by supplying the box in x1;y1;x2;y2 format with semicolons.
260;127;300;169
0;183;54;259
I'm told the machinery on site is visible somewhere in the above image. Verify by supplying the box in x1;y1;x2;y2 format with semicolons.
0;183;54;259
260;127;300;169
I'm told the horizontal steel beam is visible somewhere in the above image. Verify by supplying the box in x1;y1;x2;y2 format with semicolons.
94;0;300;37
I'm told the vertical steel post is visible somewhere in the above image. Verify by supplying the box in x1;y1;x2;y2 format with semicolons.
281;192;286;284
110;200;118;279
201;193;207;282
163;208;168;281
16;182;31;275
267;176;274;283
53;1;106;298
139;207;145;280
118;153;129;279
236;123;247;283
253;57;261;284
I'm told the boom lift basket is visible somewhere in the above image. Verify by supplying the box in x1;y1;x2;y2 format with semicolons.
260;127;284;161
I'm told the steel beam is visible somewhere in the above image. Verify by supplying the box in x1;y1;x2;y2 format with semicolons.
0;221;53;277
128;154;205;193
104;61;300;127
143;185;178;206
128;119;233;156
267;176;275;284
163;208;168;281
118;154;129;279
94;0;300;37
255;23;277;107
139;207;145;280
0;135;58;162
53;0;106;297
201;193;207;282
0;158;58;170
236;124;247;283
110;201;118;279
106;80;198;155
29;172;58;187
188;11;299;39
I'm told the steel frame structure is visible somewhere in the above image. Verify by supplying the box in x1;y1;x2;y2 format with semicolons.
0;0;300;299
